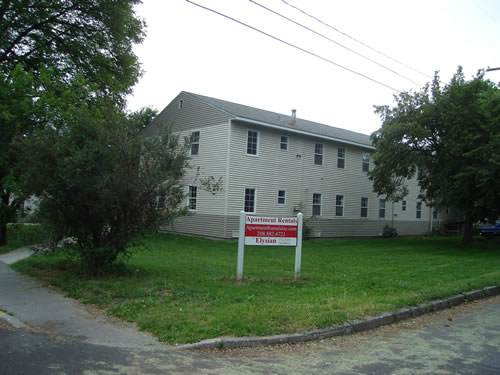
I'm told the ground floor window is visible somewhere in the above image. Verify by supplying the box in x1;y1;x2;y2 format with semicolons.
336;195;344;216
188;186;197;210
278;190;286;204
361;197;368;217
244;188;256;213
379;199;386;218
416;201;422;219
312;193;322;216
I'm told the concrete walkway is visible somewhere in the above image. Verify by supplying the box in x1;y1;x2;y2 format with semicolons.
0;247;164;350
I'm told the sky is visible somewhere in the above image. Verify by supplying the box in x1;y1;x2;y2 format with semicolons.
126;0;500;135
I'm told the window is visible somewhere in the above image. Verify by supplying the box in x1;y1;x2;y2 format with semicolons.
312;193;322;216
416;202;422;219
402;200;407;211
362;153;370;172
337;147;345;168
314;143;323;165
188;186;197;210
190;131;200;156
247;130;258;155
336;195;344;216
280;136;288;151
278;190;286;205
361;197;368;218
433;208;438;220
244;188;256;213
379;199;386;218
178;99;184;109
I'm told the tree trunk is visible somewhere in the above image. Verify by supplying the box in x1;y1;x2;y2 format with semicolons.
0;222;7;247
462;213;473;244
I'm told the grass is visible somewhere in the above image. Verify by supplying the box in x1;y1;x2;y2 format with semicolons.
11;233;500;344
0;223;50;255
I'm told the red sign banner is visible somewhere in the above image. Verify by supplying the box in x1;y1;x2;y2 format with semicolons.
244;216;298;246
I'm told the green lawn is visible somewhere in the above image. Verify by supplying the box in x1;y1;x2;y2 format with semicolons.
0;224;50;255
11;233;500;344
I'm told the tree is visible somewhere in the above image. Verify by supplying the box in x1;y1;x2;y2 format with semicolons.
0;0;145;246
16;104;190;273
370;67;500;243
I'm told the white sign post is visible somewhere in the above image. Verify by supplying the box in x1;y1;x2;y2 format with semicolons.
237;211;303;281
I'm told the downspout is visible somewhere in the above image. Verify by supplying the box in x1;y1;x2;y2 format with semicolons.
223;119;232;237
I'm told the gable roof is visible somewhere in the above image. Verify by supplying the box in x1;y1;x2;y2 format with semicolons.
183;91;374;150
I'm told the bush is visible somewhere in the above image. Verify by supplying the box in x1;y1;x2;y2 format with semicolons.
382;225;398;238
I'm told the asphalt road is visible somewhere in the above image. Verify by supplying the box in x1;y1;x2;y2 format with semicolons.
2;295;500;374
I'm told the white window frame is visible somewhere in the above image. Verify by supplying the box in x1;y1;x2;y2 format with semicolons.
361;197;368;218
362;152;370;172
244;188;257;213
379;199;386;218
416;201;422;219
314;143;323;165
278;190;286;205
312;193;322;216
178;99;184;109
335;195;344;217
188;186;197;211
337;147;345;169
246;130;259;156
190;130;200;156
280;135;288;151
402;200;407;211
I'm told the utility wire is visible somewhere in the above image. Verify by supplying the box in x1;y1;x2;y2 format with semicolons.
281;0;433;80
250;0;422;87
185;0;401;93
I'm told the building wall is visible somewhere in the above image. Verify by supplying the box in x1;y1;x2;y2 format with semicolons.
153;96;454;239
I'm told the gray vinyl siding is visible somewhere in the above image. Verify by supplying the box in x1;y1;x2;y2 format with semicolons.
160;214;226;238
143;92;232;137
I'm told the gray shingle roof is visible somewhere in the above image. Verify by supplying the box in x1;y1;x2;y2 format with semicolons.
184;91;373;149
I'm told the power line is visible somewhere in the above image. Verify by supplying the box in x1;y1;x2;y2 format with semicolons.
281;0;433;80
185;0;401;93
250;0;422;87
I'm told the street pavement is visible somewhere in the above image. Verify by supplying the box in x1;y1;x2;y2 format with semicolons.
1;247;499;374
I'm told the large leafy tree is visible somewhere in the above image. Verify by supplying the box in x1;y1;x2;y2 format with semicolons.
0;0;145;246
15;102;189;273
371;67;500;243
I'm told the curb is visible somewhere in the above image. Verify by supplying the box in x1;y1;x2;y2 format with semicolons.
0;311;29;330
177;285;500;351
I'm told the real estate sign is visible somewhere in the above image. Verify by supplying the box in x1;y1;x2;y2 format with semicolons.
237;211;303;281
244;216;298;246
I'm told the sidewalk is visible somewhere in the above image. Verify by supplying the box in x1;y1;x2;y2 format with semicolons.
0;247;164;350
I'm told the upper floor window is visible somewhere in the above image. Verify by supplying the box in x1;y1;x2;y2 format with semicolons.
379;199;386;218
178;99;184;109
247;130;258;155
188;186;197;210
402;200;407;211
416;201;422;219
337;147;345;168
244;188;256;213
361;197;368;217
312;193;322;216
362;153;370;172
278;190;286;204
280;136;288;151
190;131;200;156
314;143;323;165
335;195;344;216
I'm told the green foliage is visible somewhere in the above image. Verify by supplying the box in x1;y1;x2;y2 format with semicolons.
16;105;189;273
371;67;500;242
382;225;398;238
0;224;50;254
0;0;146;246
13;233;500;344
